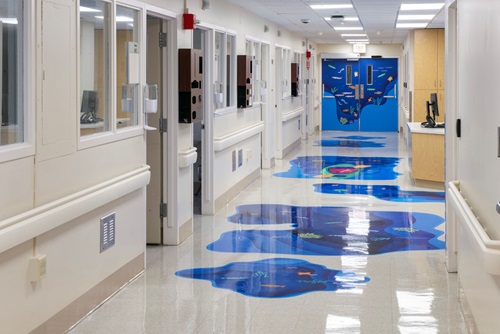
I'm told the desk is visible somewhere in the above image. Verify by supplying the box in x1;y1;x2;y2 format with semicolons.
407;122;445;183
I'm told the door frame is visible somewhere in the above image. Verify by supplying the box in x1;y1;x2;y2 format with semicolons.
445;1;459;272
144;4;178;244
193;24;215;215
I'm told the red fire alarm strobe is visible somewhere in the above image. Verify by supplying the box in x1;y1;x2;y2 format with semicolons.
183;13;196;30
306;50;312;59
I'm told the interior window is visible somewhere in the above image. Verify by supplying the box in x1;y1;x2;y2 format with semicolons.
79;0;111;136
0;0;24;146
115;4;139;129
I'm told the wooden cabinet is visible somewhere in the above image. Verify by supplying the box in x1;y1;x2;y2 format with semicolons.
414;29;438;90
413;29;445;122
411;133;444;182
437;29;445;90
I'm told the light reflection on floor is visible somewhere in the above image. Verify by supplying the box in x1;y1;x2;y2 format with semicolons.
205;204;444;256
313;184;445;202
273;156;402;180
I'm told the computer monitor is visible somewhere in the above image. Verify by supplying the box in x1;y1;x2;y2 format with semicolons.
430;92;439;118
423;92;439;128
80;90;98;123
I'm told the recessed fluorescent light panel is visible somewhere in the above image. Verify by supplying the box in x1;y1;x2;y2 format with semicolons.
398;15;435;20
346;39;369;42
310;4;353;9
334;27;364;31
396;23;428;28
116;16;134;22
341;34;367;37
0;18;18;25
400;3;444;10
80;6;101;12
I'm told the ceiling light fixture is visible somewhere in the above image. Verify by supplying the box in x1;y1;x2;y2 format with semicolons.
116;16;134;22
400;3;444;10
334;27;364;31
0;18;18;25
310;4;353;10
80;6;101;12
396;22;428;28
398;14;435;20
341;34;367;37
346;39;369;42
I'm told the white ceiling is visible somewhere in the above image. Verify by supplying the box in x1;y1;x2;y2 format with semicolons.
227;0;445;44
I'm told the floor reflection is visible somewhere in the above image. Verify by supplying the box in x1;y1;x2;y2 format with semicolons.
273;156;401;180
175;258;369;298
314;184;445;202
314;139;385;148
207;204;445;256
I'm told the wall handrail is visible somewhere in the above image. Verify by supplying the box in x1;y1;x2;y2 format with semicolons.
448;181;500;275
178;147;197;168
214;121;264;152
0;166;151;254
282;107;303;123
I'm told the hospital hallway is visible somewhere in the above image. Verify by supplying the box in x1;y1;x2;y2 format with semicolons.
68;131;469;334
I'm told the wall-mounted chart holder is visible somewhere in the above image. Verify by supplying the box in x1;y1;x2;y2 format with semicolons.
237;55;252;108
291;63;299;97
179;48;203;123
143;84;158;131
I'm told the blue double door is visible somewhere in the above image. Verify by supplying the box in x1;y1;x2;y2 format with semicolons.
322;58;398;131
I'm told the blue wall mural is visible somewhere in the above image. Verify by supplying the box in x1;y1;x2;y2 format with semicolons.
175;258;370;298
322;58;399;132
207;204;445;256
313;184;445;202
273;156;401;180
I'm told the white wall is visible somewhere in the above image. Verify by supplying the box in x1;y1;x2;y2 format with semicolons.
447;0;500;331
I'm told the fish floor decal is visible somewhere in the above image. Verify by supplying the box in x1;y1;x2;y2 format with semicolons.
207;204;445;256
175;258;369;298
314;184;445;202
274;156;401;180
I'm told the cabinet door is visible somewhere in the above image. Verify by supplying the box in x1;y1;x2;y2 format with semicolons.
437;29;445;90
437;89;445;122
414;29;438;90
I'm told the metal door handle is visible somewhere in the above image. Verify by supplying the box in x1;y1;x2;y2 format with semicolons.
360;84;364;99
322;84;335;99
383;84;397;98
355;84;359;99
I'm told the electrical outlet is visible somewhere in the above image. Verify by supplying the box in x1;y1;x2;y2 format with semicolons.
29;254;47;282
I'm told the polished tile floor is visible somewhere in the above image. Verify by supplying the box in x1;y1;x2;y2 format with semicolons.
69;132;468;334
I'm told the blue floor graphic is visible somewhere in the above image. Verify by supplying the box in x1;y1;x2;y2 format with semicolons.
314;139;385;148
313;184;445;202
175;258;370;298
274;156;402;180
207;204;445;256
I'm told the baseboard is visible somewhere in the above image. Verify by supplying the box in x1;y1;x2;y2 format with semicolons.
215;168;260;213
31;253;144;334
282;138;301;159
179;218;193;244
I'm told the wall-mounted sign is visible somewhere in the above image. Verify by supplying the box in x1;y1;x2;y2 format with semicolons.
353;43;367;54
